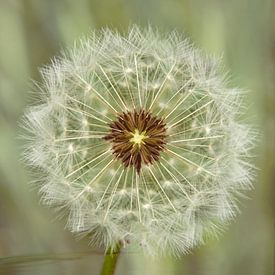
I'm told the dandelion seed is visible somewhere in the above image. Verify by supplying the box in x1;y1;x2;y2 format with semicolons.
21;26;255;256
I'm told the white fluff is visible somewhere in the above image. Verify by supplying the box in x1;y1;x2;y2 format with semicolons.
21;26;256;256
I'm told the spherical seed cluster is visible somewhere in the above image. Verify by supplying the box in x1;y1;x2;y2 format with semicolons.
21;26;255;255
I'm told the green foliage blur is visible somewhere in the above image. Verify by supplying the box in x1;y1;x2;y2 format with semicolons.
0;0;274;274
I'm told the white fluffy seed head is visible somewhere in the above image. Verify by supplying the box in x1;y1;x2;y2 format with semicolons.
21;26;256;256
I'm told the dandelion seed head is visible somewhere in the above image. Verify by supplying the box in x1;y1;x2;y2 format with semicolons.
21;26;256;256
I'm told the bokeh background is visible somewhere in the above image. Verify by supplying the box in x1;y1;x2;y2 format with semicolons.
0;0;274;274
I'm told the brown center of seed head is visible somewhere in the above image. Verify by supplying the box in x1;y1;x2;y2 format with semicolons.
104;110;167;174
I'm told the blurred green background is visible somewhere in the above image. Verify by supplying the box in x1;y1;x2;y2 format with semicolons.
0;0;274;274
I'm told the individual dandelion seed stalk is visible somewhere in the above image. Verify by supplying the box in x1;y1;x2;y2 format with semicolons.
21;26;256;274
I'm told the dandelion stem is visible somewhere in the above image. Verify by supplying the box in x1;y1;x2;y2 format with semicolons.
100;244;122;275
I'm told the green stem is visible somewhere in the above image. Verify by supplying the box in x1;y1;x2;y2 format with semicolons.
100;244;122;275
